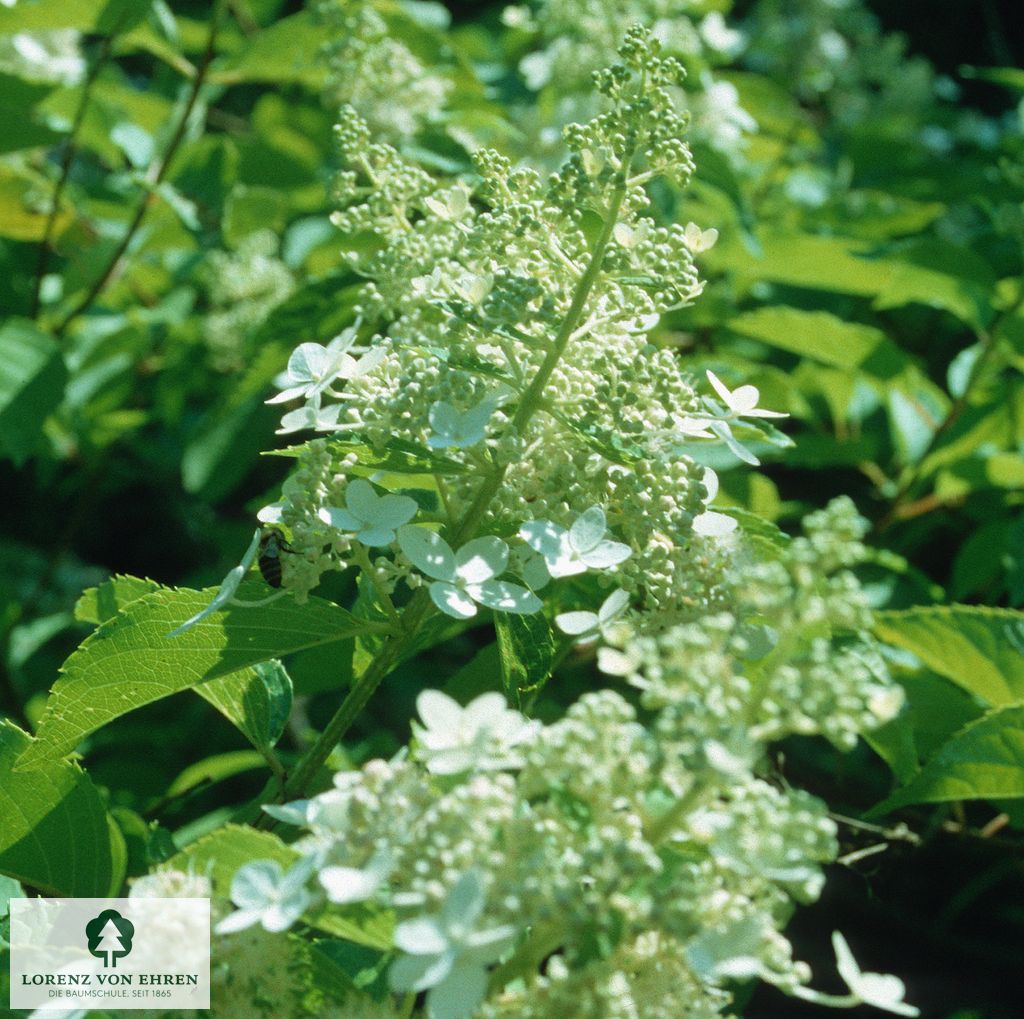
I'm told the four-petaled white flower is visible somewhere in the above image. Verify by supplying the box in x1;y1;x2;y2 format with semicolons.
683;221;720;253
423;184;471;222
706;369;787;420
320;479;418;547
832;932;920;1017
267;329;385;407
276;401;344;435
398;526;542;619
692;468;738;539
452;272;492;306
428;399;493;450
319;851;392;904
216;858;315;935
388;870;518;1019
520;506;632;579
555;588;631;643
413;689;539;774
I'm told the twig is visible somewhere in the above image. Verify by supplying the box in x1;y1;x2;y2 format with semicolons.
53;0;227;337
30;34;114;319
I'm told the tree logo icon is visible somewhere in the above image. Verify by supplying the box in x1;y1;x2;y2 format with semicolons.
85;910;135;968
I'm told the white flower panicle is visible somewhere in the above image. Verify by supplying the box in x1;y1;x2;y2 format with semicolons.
182;16;916;1019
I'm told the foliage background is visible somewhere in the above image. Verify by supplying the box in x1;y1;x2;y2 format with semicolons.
0;1;1023;1016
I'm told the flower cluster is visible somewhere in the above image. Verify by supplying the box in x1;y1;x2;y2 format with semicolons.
201;230;295;372
503;0;755;162
211;534;912;1016
314;0;455;142
230;27;783;622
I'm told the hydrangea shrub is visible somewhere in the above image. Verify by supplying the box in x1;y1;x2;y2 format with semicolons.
9;0;1023;1016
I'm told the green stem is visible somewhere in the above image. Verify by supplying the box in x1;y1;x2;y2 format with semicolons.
53;0;227;337
279;589;433;801
353;542;403;629
276;162;634;803
451;165;633;550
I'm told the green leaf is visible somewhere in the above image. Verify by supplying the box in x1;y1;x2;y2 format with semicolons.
95;0;154;35
0;166;72;241
75;575;163;624
887;389;938;464
871;240;996;331
196;660;293;753
709;232;892;297
0;73;62;154
874;606;1024;707
212;12;330;87
269;437;469;477
166;750;268;799
867;669;985;783
0;319;68;466
873;705;1024;813
961;66;1024;91
223;184;289;247
163;824;297;896
0;721;125;896
16;581;364;769
495;612;556;707
0;0;104;31
77;576;293;752
726;306;906;377
711;233;995;328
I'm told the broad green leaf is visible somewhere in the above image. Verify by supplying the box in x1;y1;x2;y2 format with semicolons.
0;0;104;31
165;826;392;950
711;233;994;328
212;12;330;87
166;750;268;799
873;705;1024;813
871;240;996;330
0;721;125;896
75;575;162;624
867;669;985;784
196;660;293;753
76;576;294;752
163;824;297;895
1;874;23;917
95;0;154;34
709;232;892;297
874;606;1024;707
919;384;1022;482
726;306;906;377
17;581;364;769
495;612;556;707
0;73;62;154
0;319;68;466
223;184;289;247
0;166;72;241
309;938;391;1006
887;389;938;464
